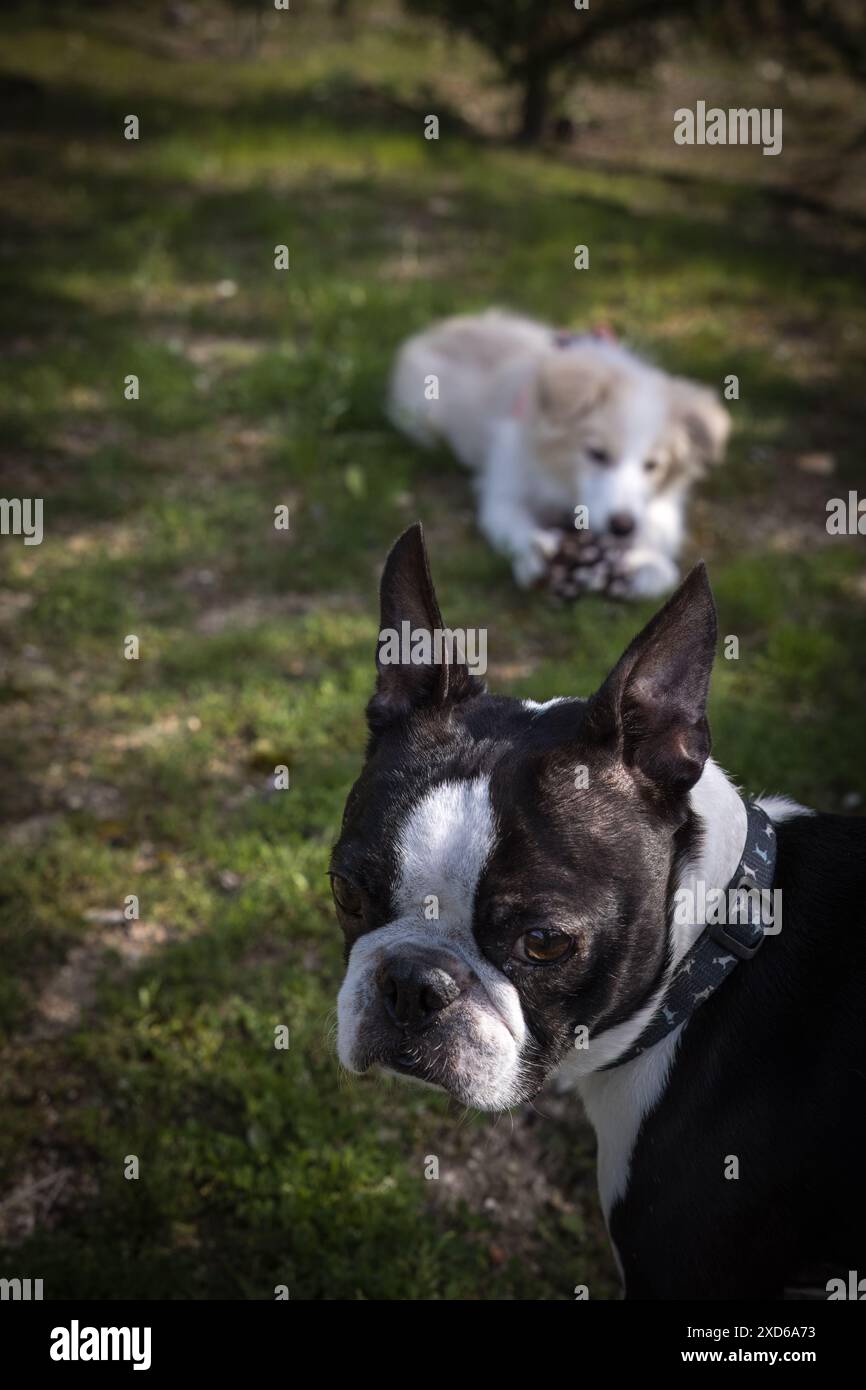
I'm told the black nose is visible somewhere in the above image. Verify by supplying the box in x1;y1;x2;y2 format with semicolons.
377;956;463;1028
608;511;636;537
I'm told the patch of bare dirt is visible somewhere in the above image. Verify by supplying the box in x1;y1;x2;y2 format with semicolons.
421;1088;618;1292
0;1161;98;1246
691;448;855;559
31;919;184;1040
194;589;363;635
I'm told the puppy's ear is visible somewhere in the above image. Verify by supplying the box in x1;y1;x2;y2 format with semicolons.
534;352;609;424
669;379;730;471
367;523;484;732
585;563;717;798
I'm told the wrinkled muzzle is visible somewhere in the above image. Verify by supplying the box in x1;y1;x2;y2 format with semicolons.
336;919;529;1111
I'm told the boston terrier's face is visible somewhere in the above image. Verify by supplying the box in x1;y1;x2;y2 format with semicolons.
332;525;717;1110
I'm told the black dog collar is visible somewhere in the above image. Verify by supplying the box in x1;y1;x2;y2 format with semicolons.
603;801;778;1070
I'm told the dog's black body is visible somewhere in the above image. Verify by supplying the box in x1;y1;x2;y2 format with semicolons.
615;811;866;1299
333;524;866;1299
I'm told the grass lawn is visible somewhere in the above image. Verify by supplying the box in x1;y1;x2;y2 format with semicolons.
1;2;864;1299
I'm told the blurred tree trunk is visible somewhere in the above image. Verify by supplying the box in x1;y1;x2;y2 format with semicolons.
517;65;551;142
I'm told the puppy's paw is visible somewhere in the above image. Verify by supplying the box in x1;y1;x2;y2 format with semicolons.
617;549;679;599
511;529;562;588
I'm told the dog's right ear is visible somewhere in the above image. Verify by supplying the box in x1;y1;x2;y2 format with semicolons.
367;523;483;732
584;563;717;799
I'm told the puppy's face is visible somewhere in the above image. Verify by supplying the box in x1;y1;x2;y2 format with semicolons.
530;345;729;541
333;527;718;1110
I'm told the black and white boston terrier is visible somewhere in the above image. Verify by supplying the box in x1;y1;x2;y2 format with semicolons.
332;524;866;1300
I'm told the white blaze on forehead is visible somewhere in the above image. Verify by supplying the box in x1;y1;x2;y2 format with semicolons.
624;375;668;445
338;772;528;1106
395;776;497;921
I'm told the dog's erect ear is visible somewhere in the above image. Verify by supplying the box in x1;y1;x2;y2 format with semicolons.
367;523;484;731
585;563;717;797
669;379;730;470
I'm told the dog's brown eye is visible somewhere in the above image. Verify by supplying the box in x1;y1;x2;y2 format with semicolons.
517;928;573;964
587;447;610;466
331;875;363;918
644;458;660;473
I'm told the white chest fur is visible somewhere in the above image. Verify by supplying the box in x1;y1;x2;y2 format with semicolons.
555;765;804;1230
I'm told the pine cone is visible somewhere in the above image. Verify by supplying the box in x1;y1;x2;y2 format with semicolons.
545;530;631;601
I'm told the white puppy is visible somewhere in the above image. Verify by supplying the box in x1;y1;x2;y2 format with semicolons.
388;309;730;596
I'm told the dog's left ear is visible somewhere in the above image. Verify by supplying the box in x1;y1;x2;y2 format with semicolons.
585;563;717;797
669;379;730;470
367;523;484;732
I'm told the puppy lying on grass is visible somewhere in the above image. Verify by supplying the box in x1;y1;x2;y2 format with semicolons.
389;309;730;598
